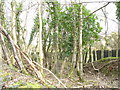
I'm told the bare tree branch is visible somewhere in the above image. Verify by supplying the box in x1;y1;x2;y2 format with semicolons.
84;3;110;19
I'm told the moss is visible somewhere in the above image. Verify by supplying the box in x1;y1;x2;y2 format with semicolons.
83;57;118;66
20;82;42;88
9;65;18;71
9;80;42;88
0;72;12;78
96;57;119;62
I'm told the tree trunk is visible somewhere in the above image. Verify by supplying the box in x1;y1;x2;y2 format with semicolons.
11;0;17;45
0;42;2;61
38;0;44;75
52;2;58;74
0;26;25;72
95;49;97;61
0;0;10;65
77;3;84;81
86;47;89;63
118;21;120;50
72;6;77;68
0;34;11;65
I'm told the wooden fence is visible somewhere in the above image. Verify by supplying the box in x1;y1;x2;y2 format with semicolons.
83;49;120;63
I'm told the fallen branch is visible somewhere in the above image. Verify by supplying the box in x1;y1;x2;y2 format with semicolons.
15;45;67;88
0;26;25;71
91;60;118;71
33;61;67;88
15;45;44;82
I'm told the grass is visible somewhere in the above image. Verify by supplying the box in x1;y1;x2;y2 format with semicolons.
97;57;119;62
9;80;43;88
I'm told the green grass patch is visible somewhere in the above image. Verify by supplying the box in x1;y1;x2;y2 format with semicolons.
9;80;42;88
97;57;119;62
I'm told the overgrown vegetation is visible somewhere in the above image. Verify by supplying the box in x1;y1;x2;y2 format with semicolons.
0;0;119;88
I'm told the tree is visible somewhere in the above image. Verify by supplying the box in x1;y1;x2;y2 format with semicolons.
38;0;44;80
11;0;17;45
0;0;10;65
115;2;120;50
15;2;23;46
78;3;83;81
29;1;102;78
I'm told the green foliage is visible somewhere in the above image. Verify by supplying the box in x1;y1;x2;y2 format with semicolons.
115;2;120;21
28;14;39;46
0;1;6;27
29;0;102;59
15;2;23;44
28;13;47;46
47;1;102;57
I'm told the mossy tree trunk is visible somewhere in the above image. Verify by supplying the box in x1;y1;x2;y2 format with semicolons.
11;0;17;45
52;2;58;74
38;0;44;80
77;3;84;81
72;4;77;69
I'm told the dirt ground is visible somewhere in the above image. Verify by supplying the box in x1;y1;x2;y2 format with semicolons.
0;59;119;88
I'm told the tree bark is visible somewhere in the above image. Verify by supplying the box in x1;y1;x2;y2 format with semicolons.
52;2;58;74
38;0;44;74
72;5;77;68
0;34;11;65
0;0;10;65
11;0;17;45
118;21;120;50
77;3;84;81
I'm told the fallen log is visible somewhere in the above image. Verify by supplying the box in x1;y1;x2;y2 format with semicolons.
0;26;25;72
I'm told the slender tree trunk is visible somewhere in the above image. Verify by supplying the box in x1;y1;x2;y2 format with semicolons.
72;32;77;68
118;21;120;50
77;3;84;81
95;49;97;61
91;47;94;62
53;27;58;74
23;2;29;51
52;3;58;74
11;0;17;45
11;0;17;65
0;42;2;61
118;20;120;58
0;0;10;65
38;0;44;80
86;47;89;63
0;34;11;65
72;6;77;68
